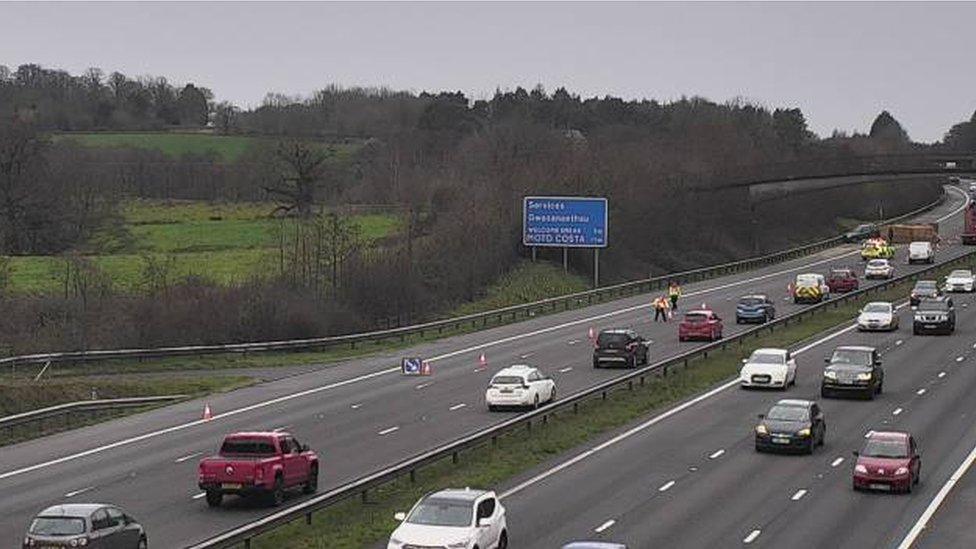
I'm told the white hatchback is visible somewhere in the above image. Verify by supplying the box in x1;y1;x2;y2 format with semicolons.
389;489;508;549
485;365;555;411
739;348;797;389
945;269;976;293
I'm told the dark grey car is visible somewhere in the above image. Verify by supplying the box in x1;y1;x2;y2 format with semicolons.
913;297;955;335
24;504;147;549
821;345;884;399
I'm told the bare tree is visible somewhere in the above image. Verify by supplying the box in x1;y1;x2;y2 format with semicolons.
263;139;328;218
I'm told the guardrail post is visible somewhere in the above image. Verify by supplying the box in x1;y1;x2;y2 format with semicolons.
306;512;312;525
573;402;578;414
362;490;369;503
628;381;633;391
410;469;416;482
452;451;459;464
244;538;251;549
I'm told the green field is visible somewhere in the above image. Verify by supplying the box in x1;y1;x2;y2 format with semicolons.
7;200;400;294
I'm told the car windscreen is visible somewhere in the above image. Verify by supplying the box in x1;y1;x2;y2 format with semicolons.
749;353;784;365
597;332;629;348
738;297;764;306
862;439;908;458
909;243;929;251
29;517;86;536
917;300;949;312
830;349;872;366
829;270;851;277
795;276;819;287
220;439;276;455
683;313;709;323
863;303;890;313
406;498;472;527
766;406;807;421
490;375;524;385
949;270;972;278
867;260;887;267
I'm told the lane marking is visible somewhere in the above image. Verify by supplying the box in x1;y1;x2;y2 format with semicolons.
744;529;762;544
174;452;202;464
917;388;927;396
5;189;966;483
520;353;535;359
272;425;290;432
64;486;95;498
658;480;676;492
893;408;903;416
414;383;431;390
568;339;580;345
896;340;904;346
791;489;808;501
378;426;400;436
709;449;725;459
351;403;363;409
594;519;616;533
449;403;467;411
957;356;965;362
559;367;574;373
938;371;947;378
192;492;206;500
832;457;845;467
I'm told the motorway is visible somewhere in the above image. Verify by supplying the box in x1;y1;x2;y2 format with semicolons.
0;187;969;547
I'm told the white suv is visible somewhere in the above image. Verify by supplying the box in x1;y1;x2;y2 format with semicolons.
485;365;555;411
389;489;508;549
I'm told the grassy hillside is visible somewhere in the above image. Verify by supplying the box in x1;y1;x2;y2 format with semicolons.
452;260;590;316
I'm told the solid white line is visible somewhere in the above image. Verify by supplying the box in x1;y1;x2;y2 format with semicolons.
917;388;927;396
174;452;202;464
64;486;95;498
791;489;808;501
744;529;762;544
5;190;965;484
832;457;845;467
658;480;676;492
709;449;725;459
893;408;904;416
449;403;467;411
378;426;400;436
559;367;574;373
896;440;976;549
192;492;206;500
594;519;616;533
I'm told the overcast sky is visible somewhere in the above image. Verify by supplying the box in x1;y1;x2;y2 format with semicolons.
3;1;974;142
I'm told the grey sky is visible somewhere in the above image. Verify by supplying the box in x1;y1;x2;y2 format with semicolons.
2;1;974;142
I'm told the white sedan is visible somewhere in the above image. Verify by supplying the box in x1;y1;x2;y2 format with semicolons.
389;489;508;549
739;348;797;390
944;269;976;293
864;259;894;279
857;301;899;331
485;365;555;411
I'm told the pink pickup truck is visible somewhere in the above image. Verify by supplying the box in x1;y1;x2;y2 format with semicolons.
198;431;319;507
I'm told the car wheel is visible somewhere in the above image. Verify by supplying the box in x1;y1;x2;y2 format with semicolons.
821;387;831;399
488;404;497;412
819;427;826;446
877;380;883;395
549;387;556;403
806;440;815;455
497;530;508;549
736;318;742;324
303;465;318;494
270;476;285;507
533;394;540;409
593;360;601;369
138;536;147;549
755;444;763;453
205;490;222;508
866;388;875;401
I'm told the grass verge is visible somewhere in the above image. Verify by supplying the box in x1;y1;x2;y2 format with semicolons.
245;259;973;548
451;261;590;317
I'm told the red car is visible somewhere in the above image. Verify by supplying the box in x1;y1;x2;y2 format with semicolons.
827;268;859;293
853;431;921;493
198;431;319;507
678;310;724;341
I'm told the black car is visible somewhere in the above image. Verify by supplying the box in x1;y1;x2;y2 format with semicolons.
735;295;776;324
821;345;884;399
24;504;147;549
913;297;955;335
593;329;648;368
844;223;880;242
755;399;826;454
910;280;942;307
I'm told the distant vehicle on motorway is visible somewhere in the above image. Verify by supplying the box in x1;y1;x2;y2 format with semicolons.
793;273;830;304
913;297;955;335
860;238;894;261
844;223;879;242
826;268;859;293
857;302;899;332
910;280;942;307
735;294;775;324
739;348;796;389
389;489;508;549
485;365;555;411
907;241;935;264
561;543;629;549
864;258;894;280
944;269;976;292
821;345;883;400
198;432;318;508
592;329;649;368
23;504;146;549
754;399;826;454
853;431;921;493
678;309;723;341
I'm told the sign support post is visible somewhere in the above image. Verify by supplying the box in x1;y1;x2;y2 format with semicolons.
563;247;568;272
594;248;600;288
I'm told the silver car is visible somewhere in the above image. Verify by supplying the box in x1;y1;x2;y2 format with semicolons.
24;504;147;549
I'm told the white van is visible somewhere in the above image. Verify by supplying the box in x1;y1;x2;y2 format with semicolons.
908;241;934;264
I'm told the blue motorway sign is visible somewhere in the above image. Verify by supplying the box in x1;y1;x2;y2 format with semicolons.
523;196;608;248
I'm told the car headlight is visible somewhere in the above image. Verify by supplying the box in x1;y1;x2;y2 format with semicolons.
756;425;768;435
895;467;909;476
798;428;811;437
855;464;868;473
447;540;471;549
824;371;837;379
856;372;873;381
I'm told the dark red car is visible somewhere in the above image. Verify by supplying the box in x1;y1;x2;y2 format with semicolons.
198;431;319;507
678;310;723;342
853;431;921;493
827;268;859;293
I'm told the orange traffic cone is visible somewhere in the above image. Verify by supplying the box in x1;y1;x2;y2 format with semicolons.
588;327;596;340
478;353;487;368
203;404;213;421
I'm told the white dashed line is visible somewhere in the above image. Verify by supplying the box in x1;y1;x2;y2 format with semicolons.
895;340;904;346
559;367;574;373
192;492;206;500
709;449;725;459
917;388;927;396
272;425;290;432
658;480;676;492
351;403;363;409
594;519;616;533
791;489;808;501
414;383;431;390
744;529;762;544
378;426;400;436
449;403;467;411
939;371;947;378
957;356;965;363
568;339;580;345
64;486;95;498
893;408;903;416
174;452;202;464
520;353;535;359
831;457;845;467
